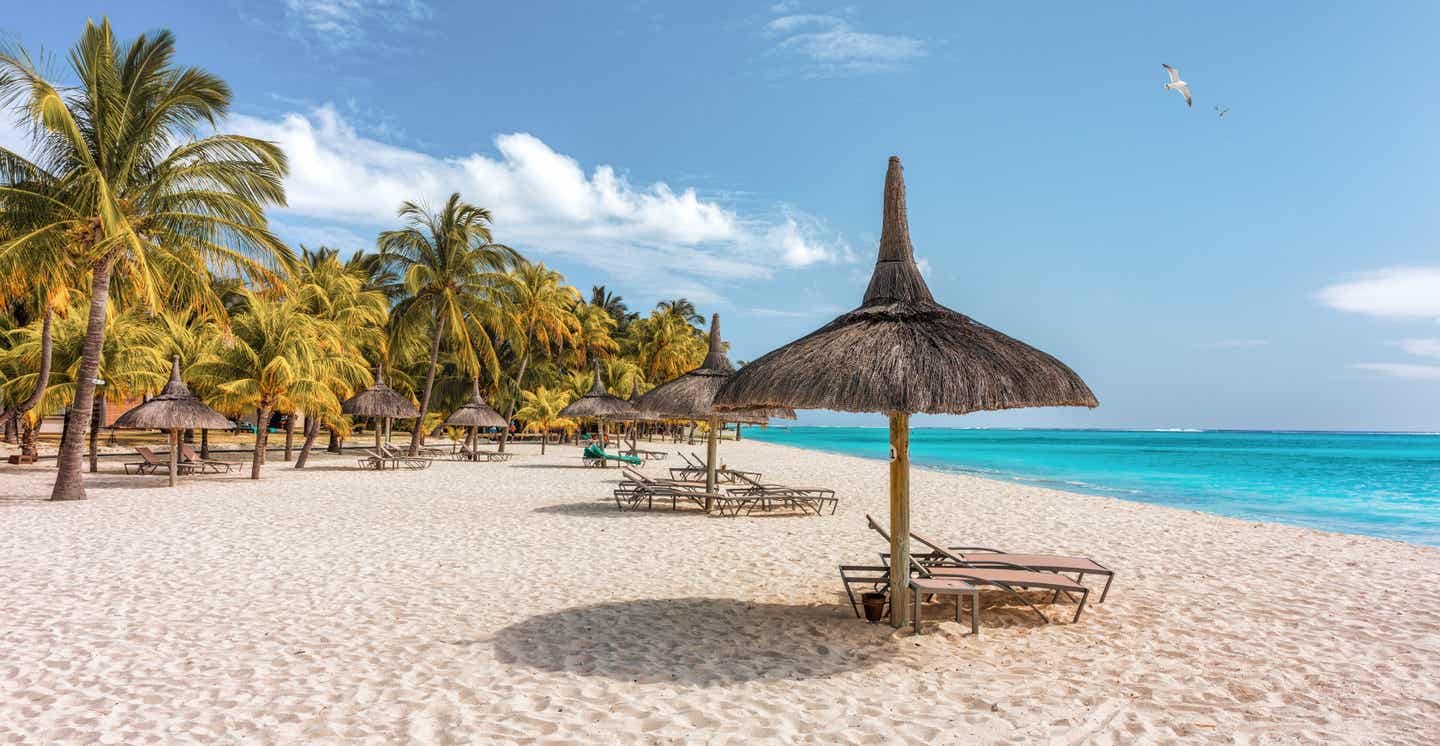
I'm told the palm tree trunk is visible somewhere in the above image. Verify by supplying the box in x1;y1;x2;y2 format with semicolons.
326;428;339;453
0;306;54;431
51;259;116;501
408;312;447;456
201;429;210;459
88;396;103;473
498;353;530;454
283;413;295;462
541;427;547;455
3;418;16;444
295;416;321;468
251;403;272;480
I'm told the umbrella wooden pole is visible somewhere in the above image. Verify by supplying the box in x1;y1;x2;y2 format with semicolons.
168;429;179;488
375;421;383;454
888;413;911;627
705;415;719;510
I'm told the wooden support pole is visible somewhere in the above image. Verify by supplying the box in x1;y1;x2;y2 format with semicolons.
705;416;719;511
888;412;911;628
168;429;179;488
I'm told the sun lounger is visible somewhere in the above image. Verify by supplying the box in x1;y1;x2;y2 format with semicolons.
357;447;431;470
381;444;434;469
178;443;233;474
867;515;1091;624
726;473;837;515
124;446;194;476
453;445;513;462
622;447;666;460
582;443;642;467
614;467;755;513
909;532;1116;603
668;452;762;483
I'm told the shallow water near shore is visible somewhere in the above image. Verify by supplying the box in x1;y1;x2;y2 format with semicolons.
748;427;1440;546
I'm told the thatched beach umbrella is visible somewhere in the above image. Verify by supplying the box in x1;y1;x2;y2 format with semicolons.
341;363;421;453
715;157;1098;626
638;314;795;504
559;361;637;449
113;356;232;487
445;376;507;451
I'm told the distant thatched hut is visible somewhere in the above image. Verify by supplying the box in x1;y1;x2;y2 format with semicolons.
341;364;420;452
112;356;232;487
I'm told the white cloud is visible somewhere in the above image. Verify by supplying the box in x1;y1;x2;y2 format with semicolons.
227;105;851;300
761;12;927;77
748;304;846;318
284;0;432;49
1317;267;1440;318
1197;339;1269;349
1353;363;1440;380
1391;339;1440;358
914;255;932;277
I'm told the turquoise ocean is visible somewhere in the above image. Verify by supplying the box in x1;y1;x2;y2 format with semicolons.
745;427;1440;546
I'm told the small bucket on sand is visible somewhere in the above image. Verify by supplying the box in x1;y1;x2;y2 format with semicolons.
861;592;887;623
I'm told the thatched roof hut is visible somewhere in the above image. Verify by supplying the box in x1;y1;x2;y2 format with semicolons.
114;357;232;431
713;160;1097;416
445;377;507;429
715;156;1097;626
113;356;231;487
637;314;793;498
341;364;420;419
559;362;637;420
637;314;796;422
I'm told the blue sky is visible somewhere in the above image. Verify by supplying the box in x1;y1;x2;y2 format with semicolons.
5;1;1440;430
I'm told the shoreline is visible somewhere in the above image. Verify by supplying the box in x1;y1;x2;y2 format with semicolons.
749;428;1440;548
2;439;1437;742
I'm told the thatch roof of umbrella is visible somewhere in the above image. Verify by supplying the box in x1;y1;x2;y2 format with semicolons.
341;364;420;419
714;157;1098;415
445;377;508;428
714;156;1096;628
637;314;796;421
113;356;232;431
558;362;638;420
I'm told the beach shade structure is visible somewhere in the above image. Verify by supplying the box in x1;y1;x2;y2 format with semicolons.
445;376;508;451
714;157;1098;626
341;363;421;454
559;361;638;450
112;356;233;487
638;313;796;505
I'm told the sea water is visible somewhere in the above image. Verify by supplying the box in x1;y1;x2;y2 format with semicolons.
746;427;1440;546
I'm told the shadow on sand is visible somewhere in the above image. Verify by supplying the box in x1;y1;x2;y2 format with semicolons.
491;597;883;685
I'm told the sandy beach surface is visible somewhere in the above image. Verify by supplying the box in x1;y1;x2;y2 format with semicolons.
2;439;1437;744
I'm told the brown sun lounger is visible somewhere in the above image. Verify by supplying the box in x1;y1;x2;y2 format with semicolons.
616;467;755;514
726;473;837;515
867;515;1091;624
125;446;195;476
668;452;762;484
909;532;1116;603
178;443;233;474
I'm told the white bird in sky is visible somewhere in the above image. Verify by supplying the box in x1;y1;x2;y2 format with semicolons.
1162;64;1192;107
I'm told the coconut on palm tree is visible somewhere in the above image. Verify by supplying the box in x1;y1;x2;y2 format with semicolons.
0;20;291;500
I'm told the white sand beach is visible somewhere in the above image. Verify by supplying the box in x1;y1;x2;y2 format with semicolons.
2;439;1437;744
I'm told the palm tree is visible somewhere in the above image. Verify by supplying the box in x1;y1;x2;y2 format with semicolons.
194;291;357;479
569;301;619;367
0;20;291;500
289;247;387;467
590;285;635;330
379;194;517;456
655;298;704;327
496;262;579;452
513;386;575;455
630;308;707;382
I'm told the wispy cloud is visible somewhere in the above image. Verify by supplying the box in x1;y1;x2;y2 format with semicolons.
1197;339;1270;350
1352;363;1440;380
748;304;846;319
1317;267;1440;318
226;105;852;301
1392;339;1440;358
760;10;927;78
283;0;432;50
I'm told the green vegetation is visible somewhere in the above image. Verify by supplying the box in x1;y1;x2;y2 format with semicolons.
0;20;714;497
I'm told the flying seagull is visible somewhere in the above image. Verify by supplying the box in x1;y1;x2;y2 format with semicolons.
1162;64;1191;107
1215;104;1229;118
